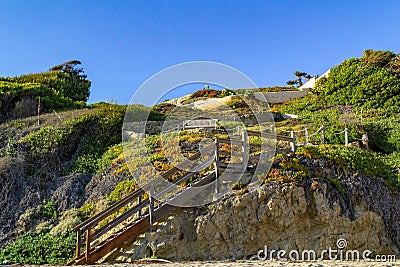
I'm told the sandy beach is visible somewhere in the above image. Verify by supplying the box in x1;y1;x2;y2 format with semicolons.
52;259;400;267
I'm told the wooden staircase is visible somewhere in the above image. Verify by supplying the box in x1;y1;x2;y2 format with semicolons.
67;144;218;265
68;172;216;265
67;127;293;265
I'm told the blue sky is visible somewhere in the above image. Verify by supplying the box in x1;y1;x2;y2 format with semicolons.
1;0;399;106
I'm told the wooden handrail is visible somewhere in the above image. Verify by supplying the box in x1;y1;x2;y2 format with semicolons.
90;158;214;242
73;188;145;232
217;137;243;145
73;143;214;233
218;150;243;157
246;129;293;142
73;142;216;257
90;199;149;241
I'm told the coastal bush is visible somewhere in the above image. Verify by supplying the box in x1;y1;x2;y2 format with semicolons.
313;51;400;115
20;104;126;175
78;202;95;221
0;231;75;264
0;81;85;115
97;144;124;173
8;60;91;102
363;117;400;153
265;154;311;184
107;179;137;203
297;145;399;191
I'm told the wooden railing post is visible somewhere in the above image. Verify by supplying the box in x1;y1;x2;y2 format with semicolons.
37;96;41;125
344;127;349;147
362;133;369;150
321;126;325;144
305;128;309;145
241;129;248;171
137;195;142;218
76;230;81;258
290;131;296;152
149;185;154;226
214;137;220;194
85;229;90;262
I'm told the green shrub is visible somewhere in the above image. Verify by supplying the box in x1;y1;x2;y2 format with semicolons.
49;209;81;236
20;104;126;175
363;117;400;153
0;231;75;264
97;144;124;173
78;202;95;221
225;98;248;110
0;81;85;115
40;199;58;220
314;53;400;115
9;64;91;102
327;176;348;201
297;145;396;181
107;179;137;203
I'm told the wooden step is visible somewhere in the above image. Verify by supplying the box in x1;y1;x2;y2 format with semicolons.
68;172;216;265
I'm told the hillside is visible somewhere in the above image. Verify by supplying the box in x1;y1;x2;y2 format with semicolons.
0;60;90;123
0;51;400;264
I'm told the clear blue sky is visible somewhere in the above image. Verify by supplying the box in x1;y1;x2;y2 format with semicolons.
1;0;399;105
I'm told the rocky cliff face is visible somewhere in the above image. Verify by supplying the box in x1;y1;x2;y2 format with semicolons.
111;177;399;262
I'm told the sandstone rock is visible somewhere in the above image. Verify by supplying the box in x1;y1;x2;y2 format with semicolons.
110;181;399;262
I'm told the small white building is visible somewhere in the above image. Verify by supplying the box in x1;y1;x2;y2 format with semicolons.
299;69;330;91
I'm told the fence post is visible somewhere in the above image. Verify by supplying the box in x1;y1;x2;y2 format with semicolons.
237;126;241;136
85;229;90;262
305;128;309;145
76;230;81;258
149;185;154;226
37;96;41;125
137;195;142;218
271;125;275;134
362;133;369;151
290;131;296;152
321;126;325;144
344;128;349;147
214;137;220;194
241;128;248;171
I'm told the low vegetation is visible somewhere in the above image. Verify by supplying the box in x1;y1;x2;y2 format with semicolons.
1;50;400;264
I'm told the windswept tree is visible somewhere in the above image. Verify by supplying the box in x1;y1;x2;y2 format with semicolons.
304;74;313;80
362;49;400;78
12;60;91;102
286;80;298;86
50;60;87;80
362;49;396;68
287;71;310;87
294;71;308;86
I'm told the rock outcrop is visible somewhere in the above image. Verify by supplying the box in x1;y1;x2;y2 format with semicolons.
111;180;399;262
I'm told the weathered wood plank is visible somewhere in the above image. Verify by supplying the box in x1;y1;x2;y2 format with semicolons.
247;130;293;142
76;230;81;258
276;148;293;154
90;200;149;241
217;137;243;145
85;230;90;262
218;150;243;157
72;188;145;232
